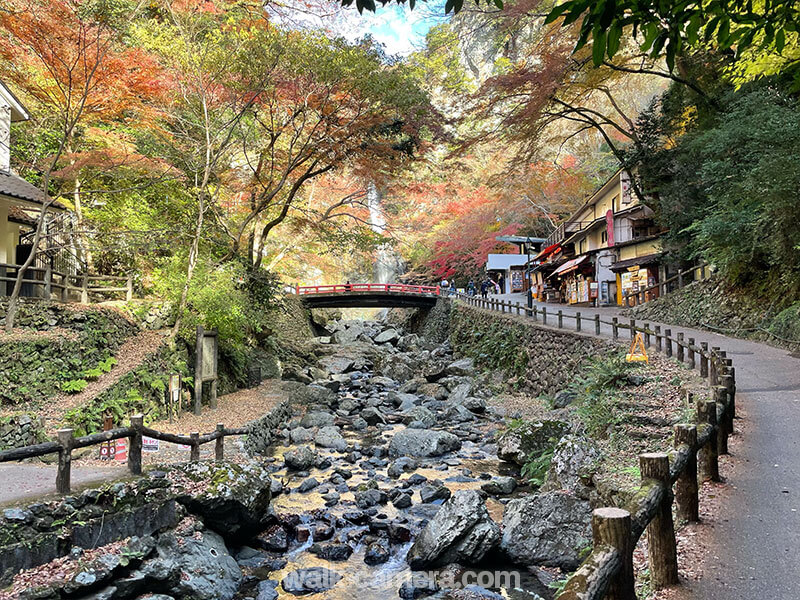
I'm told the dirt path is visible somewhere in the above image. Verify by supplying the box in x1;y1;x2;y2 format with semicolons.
497;293;800;599
40;329;167;432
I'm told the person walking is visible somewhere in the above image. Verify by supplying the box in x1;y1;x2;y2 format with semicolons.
480;280;489;299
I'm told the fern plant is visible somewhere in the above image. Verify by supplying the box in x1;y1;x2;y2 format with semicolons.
62;379;88;394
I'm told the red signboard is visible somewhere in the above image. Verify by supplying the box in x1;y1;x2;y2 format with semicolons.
606;210;614;247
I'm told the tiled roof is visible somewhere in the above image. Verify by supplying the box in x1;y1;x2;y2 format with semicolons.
7;205;37;226
0;171;64;209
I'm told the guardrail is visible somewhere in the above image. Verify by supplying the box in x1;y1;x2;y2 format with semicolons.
454;293;735;598
623;262;712;308
0;262;134;303
295;283;441;296
0;415;247;494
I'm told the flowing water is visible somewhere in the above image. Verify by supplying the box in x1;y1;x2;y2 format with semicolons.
366;182;404;284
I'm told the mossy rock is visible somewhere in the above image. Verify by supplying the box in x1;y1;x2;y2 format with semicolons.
497;420;570;466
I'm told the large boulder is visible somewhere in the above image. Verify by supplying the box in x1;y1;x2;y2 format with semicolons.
318;356;355;375
170;462;272;544
388;429;461;458
500;491;592;570
333;323;365;344
401;406;437;429
282;567;343;595
541;435;600;498
301;411;335;428
284;445;317;471
374;329;400;344
445;358;475;376
406;490;500;569
497;420;570;466
140;525;242;600
315;426;347;451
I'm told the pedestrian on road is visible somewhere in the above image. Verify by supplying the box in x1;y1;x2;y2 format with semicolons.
467;280;475;295
480;280;489;298
345;280;352;292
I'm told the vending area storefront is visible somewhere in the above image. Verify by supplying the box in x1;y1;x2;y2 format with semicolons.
551;255;597;306
611;254;662;305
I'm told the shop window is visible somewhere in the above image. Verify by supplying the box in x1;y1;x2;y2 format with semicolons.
601;230;608;244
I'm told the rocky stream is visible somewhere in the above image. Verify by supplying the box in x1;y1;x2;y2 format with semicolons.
1;315;608;600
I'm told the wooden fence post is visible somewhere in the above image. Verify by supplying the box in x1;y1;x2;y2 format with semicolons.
56;429;74;494
81;273;89;303
714;386;729;455
190;432;200;461
710;347;720;385
576;311;581;332
655;326;662;352
612;317;619;340
723;370;736;422
558;310;563;329
665;329;673;357
700;342;709;378
542;307;547;325
126;274;133;302
595;314;601;335
644;323;651;348
688;338;696;369
677;333;685;362
640;453;679;588
194;325;204;416
697;399;720;482
629;319;636;340
516;302;521;315
215;424;225;461
592;508;636;600
674;425;699;522
533;306;538;322
129;414;143;475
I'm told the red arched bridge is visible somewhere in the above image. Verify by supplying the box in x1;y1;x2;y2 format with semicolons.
294;283;442;308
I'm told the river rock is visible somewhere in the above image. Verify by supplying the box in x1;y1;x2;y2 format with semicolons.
171;462;272;543
375;329;400;344
315;426;347;451
319;356;356;374
388;457;419;478
399;573;439;599
256;580;279;600
406;490;500;569
282;567;343;595
284;446;317;471
140;526;242;600
461;397;487;413
389;429;461;458
497;420;570;466
389;391;421;409
500;491;592;569
448;382;472;404
541;435;600;497
364;541;391;565
445;358;475;376
480;476;517;496
360;406;386;426
419;484;451;504
301;411;335;428
289;427;314;443
310;542;353;561
401;406;436;428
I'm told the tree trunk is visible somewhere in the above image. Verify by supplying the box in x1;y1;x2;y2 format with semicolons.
171;191;205;337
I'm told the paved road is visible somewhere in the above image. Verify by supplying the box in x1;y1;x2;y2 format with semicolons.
493;293;800;599
0;463;127;506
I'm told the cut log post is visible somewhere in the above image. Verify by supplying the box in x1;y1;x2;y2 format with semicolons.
688;338;696;369
595;314;601;335
558;310;563;329
674;425;699;522
190;432;200;461
592;507;636;600
723;370;736;422
215;424;225;460
714;386;729;455
700;342;709;378
81;273;89;304
576;311;581;332
542;307;547;326
710;347;720;385
126;274;133;302
655;326;662;352
612;317;619;340
44;265;52;298
56;429;74;494
640;453;679;588
665;329;673;357
677;333;685;362
129;414;143;475
644;323;651;348
630;319;636;340
516;302;521;315
697;399;720;482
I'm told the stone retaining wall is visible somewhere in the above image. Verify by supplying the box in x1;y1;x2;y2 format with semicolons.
0;414;45;451
449;302;614;396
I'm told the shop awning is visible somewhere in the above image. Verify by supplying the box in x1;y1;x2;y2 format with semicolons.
535;243;561;261
609;252;663;272
552;255;589;276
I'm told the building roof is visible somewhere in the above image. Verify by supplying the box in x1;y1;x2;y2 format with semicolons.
553;255;589;276
486;253;529;270
0;171;45;204
7;205;37;227
495;235;547;244
0;81;30;122
610;252;664;272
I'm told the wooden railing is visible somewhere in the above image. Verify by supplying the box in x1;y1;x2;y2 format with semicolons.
295;283;441;296
623;262;713;308
454;293;736;599
0;262;133;303
0;415;247;494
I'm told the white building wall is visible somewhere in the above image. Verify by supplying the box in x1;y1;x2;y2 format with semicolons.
0;102;10;173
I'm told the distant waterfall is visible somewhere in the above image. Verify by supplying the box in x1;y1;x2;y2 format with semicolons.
367;182;403;284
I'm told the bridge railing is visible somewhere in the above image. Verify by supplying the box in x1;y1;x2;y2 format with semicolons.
295;283;441;296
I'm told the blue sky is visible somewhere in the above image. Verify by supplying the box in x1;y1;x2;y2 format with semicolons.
344;0;447;56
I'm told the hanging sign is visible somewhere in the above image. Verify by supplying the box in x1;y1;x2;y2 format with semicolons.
142;436;160;453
